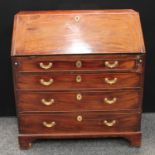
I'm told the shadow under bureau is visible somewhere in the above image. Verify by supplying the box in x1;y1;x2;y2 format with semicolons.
11;10;145;149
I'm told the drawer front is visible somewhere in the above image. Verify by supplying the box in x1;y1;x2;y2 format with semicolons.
16;73;141;90
17;90;141;112
13;55;143;72
19;112;140;134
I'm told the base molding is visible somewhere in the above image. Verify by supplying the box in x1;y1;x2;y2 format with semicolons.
18;132;142;149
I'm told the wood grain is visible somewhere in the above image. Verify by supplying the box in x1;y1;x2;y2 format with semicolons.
18;132;141;149
13;55;142;72
11;9;145;149
19;112;140;134
11;10;145;56
17;90;141;112
16;73;142;90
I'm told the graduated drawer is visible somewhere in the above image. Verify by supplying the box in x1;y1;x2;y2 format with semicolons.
12;55;143;72
17;90;141;112
19;112;140;134
16;73;142;90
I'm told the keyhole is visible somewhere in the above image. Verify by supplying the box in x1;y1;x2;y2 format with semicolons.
75;16;80;22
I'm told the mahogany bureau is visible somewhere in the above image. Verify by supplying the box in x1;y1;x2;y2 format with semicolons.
11;10;145;149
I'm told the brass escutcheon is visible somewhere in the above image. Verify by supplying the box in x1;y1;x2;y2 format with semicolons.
76;93;82;101
76;60;82;68
77;115;83;122
75;16;80;22
76;75;82;83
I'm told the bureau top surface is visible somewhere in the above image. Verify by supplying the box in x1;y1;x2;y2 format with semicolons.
11;9;145;56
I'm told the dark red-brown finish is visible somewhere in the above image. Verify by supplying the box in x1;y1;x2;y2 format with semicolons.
19;112;140;134
11;10;145;149
16;73;142;90
13;55;143;72
11;10;145;55
17;90;141;112
18;132;142;149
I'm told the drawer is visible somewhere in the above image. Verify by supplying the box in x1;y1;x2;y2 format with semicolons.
16;73;142;90
19;112;140;134
12;55;143;72
17;90;141;112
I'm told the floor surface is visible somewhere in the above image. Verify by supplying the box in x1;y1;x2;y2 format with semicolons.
0;113;154;155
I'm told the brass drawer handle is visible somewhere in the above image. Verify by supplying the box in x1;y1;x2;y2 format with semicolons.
77;115;83;122
104;97;117;104
76;60;82;68
39;62;53;70
43;121;56;128
76;75;82;83
105;61;118;68
41;98;55;106
104;120;116;127
76;93;82;101
40;78;54;86
104;78;117;85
